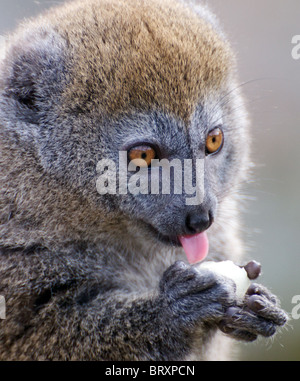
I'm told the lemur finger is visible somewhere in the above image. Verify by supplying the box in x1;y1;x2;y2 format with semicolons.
220;307;277;338
160;261;217;295
162;261;188;285
218;322;257;342
246;283;278;304
228;329;258;342
247;295;288;326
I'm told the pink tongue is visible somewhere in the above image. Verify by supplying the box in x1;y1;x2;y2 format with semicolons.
179;232;209;264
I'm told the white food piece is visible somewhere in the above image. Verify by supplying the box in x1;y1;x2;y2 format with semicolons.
197;260;251;299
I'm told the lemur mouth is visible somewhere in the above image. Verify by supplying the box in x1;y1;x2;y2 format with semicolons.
147;224;209;264
145;224;181;247
178;232;209;264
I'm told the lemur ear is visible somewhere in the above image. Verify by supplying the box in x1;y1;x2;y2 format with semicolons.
1;28;66;122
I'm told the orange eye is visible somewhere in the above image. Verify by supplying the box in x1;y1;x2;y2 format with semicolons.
205;127;224;155
128;146;157;167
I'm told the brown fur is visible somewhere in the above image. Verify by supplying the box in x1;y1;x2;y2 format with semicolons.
0;0;286;361
14;0;234;122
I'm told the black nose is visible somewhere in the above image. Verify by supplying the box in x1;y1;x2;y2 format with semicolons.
185;210;214;235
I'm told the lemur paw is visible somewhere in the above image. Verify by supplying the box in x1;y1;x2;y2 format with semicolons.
159;261;236;328
218;283;288;342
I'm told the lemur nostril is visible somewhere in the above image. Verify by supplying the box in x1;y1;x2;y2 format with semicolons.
185;211;213;235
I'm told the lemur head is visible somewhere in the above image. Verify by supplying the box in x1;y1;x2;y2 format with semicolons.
0;0;249;258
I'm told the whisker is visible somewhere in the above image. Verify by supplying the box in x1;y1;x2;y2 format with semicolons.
209;94;269;129
205;78;262;124
206;77;274;128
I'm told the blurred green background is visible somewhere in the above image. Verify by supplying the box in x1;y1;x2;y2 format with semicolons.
0;0;299;361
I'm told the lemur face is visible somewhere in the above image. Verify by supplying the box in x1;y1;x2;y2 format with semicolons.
97;88;248;262
2;0;249;259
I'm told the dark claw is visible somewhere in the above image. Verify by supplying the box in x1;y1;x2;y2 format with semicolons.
226;306;240;319
247;295;264;313
246;283;260;296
